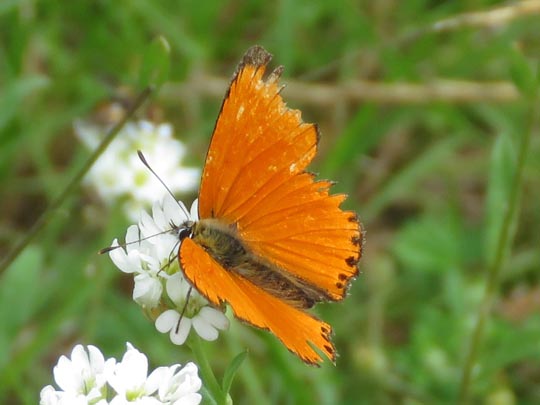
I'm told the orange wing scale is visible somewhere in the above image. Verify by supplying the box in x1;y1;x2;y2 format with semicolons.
180;237;335;365
180;46;363;365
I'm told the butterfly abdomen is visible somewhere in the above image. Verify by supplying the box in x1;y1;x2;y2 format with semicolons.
189;219;330;309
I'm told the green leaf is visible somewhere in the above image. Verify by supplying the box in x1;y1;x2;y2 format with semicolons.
221;350;248;395
138;35;171;89
484;133;517;267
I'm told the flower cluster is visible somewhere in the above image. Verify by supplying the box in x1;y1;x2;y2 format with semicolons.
40;343;202;405
75;118;200;220
108;194;229;345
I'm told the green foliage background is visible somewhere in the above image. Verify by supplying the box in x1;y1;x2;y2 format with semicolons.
1;1;540;403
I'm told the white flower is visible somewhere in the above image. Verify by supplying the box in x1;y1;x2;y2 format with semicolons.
108;194;229;346
108;194;197;309
108;343;166;403
108;225;164;309
75;119;200;221
157;362;202;405
155;273;229;345
40;345;115;405
40;343;202;405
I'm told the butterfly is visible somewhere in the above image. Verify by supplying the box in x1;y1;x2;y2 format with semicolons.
178;45;363;365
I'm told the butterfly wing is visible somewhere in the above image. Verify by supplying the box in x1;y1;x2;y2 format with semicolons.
182;46;362;365
198;45;361;300
180;237;335;365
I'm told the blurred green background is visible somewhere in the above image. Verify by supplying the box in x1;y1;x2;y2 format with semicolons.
1;1;540;404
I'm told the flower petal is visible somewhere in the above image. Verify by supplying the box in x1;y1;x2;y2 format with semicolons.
155;310;180;333
170;317;191;345
108;343;149;395
125;224;142;250
166;273;189;303
152;199;168;230
139;209;160;238
109;244;134;274
163;193;186;227
198;307;229;330
190;199;199;221
133;273;162;308
192;317;219;341
87;345;105;373
172;392;202;405
145;366;169;395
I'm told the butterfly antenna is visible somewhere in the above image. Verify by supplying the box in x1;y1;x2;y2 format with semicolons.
98;229;175;254
175;285;193;334
137;150;190;218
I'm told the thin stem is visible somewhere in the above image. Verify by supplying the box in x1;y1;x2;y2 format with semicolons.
0;86;154;273
188;334;227;405
458;84;538;402
163;74;519;105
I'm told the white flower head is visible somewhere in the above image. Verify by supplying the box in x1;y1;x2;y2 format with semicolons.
40;345;115;405
157;362;202;405
40;343;202;405
108;194;229;345
108;225;164;309
75;118;200;221
108;343;163;401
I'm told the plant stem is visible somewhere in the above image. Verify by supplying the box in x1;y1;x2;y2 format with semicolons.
458;84;538;402
189;334;227;405
0;86;154;273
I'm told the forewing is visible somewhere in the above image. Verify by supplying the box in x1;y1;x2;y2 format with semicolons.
198;46;318;223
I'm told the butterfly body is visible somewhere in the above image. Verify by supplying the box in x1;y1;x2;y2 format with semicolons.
188;218;331;309
178;46;363;365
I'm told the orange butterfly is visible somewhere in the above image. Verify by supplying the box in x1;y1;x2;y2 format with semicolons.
179;46;363;365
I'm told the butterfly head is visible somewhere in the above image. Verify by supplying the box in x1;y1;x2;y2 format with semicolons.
175;219;195;242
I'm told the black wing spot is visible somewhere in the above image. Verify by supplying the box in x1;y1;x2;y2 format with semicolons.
346;256;358;267
338;273;348;281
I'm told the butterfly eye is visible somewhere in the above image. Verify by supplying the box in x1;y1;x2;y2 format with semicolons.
177;222;194;241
